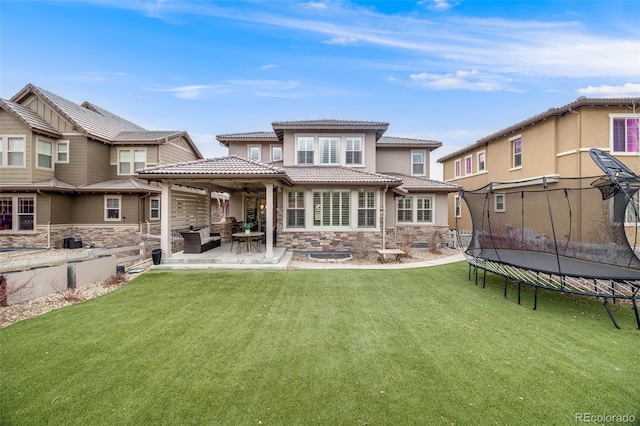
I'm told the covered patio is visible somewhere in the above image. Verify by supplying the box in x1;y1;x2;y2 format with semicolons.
136;156;293;265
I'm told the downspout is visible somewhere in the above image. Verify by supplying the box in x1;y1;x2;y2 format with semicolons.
382;186;388;250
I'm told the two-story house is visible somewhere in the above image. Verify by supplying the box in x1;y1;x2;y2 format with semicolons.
138;120;459;258
437;96;640;245
0;84;204;249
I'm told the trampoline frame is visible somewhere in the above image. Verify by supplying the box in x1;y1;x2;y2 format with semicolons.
458;149;640;329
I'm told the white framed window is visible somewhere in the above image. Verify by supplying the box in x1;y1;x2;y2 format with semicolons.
357;189;376;227
494;193;505;212
454;195;462;218
416;197;433;223
412;151;425;175
477;151;486;172
313;189;350;227
454;159;462;178
286;190;305;228
0;195;35;232
611;115;640;153
345;137;363;165
118;149;146;175
511;136;522;169
150;197;160;220
105;195;121;221
37;139;53;170
397;198;413;222
248;146;261;161
464;155;472;175
319;137;340;165
271;145;282;162
56;141;69;163
297;137;314;165
0;135;26;167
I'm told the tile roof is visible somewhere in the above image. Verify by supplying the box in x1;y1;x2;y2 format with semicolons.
0;99;62;138
113;130;186;143
283;166;403;185
377;136;442;148
382;173;460;192
272;119;389;127
437;96;640;162
137;155;288;177
216;131;279;146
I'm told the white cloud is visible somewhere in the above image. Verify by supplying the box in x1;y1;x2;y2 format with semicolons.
261;64;278;71
409;70;501;91
152;80;302;99
303;2;328;10
577;83;640;97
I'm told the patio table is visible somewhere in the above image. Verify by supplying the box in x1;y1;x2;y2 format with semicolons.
232;232;264;254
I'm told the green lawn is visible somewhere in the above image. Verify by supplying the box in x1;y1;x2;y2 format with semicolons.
1;262;638;425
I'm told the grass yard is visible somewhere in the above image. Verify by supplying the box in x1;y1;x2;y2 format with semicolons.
1;261;638;425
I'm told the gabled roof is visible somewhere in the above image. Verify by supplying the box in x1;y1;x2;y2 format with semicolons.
136;155;289;179
9;84;203;158
381;172;460;192
282;166;402;186
377;136;442;149
216;131;279;147
437;96;640;163
0;99;62;138
271;119;389;142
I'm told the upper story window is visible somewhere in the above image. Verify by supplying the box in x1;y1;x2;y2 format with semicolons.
297;137;314;165
56;141;69;163
248;146;261;161
477;151;486;172
319;137;340;165
465;155;473;175
357;189;376;227
412;151;425;175
511;137;522;169
345;137;363;165
37;139;53;170
0;135;26;167
611;116;640;153
454;159;462;178
271;146;282;162
118;149;146;175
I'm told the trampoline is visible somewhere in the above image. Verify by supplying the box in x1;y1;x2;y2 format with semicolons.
458;149;640;328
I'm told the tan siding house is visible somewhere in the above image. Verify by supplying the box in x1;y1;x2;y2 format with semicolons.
0;84;203;249
438;97;640;234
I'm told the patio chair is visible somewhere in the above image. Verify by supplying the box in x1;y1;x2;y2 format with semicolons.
230;220;243;252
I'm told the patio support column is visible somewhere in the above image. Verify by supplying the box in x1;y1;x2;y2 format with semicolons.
265;182;274;259
160;181;172;259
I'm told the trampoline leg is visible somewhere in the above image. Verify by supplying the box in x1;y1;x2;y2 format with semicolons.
603;298;621;330
632;298;640;330
468;263;472;281
517;282;521;305
482;269;487;289
533;287;538;311
504;277;508;299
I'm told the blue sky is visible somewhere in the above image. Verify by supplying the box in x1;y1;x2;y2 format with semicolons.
2;0;639;179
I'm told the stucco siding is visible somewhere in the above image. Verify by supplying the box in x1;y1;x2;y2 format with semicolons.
377;148;415;175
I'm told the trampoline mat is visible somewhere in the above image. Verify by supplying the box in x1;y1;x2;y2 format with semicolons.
469;248;640;281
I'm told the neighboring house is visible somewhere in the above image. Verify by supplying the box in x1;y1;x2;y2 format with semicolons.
437;97;640;238
139;120;459;256
0;84;204;249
